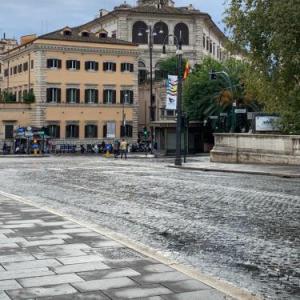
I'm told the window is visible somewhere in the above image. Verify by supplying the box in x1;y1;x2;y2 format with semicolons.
18;90;22;101
174;23;189;45
203;34;206;48
10;68;12;75
23;62;28;71
47;88;61;103
85;125;98;138
120;124;133;138
4;69;8;77
81;31;89;37
103;62;116;72
85;61;99;71
120;90;134;104
63;30;72;36
66;60;80;70
138;61;147;84
31;60;34;69
85;89;98;104
66;88;80;103
103;89;116;104
47;59;62;69
153;21;168;45
206;37;209;51
132;21;148;44
47;125;60;138
210;40;212;53
121;63;134;72
18;64;22;73
112;31;117;39
99;32;107;38
66;124;79;138
23;90;27;99
13;66;17;75
5;125;14;139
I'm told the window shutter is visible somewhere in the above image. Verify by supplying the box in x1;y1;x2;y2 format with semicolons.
66;60;70;69
47;59;51;68
103;63;107;71
66;88;70;102
95;62;99;71
85;61;89;70
58;60;62;69
121;63;124;72
103;90;107;104
57;89;61;103
112;63;116;72
76;61;80;70
130;64;134;72
112;90;116;104
85;89;88;103
95;90;99;103
130;91;134;104
120;91;124;104
103;125;107;138
46;88;51;102
76;89;80;103
75;125;79;138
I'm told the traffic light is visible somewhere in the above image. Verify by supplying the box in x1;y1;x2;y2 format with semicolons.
210;70;217;80
143;127;148;138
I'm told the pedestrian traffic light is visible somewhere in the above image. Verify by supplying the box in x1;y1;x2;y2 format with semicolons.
143;127;148;138
210;70;217;80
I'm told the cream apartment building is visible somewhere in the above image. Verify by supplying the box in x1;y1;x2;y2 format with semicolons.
0;27;140;147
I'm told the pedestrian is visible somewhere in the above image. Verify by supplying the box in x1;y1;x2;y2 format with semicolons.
101;141;106;153
120;138;128;159
113;139;120;158
93;144;98;154
2;142;7;154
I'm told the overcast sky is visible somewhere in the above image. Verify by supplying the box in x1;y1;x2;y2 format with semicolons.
0;0;227;41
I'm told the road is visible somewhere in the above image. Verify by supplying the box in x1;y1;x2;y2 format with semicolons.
0;156;299;299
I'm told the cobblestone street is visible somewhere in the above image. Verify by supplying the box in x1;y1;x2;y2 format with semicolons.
0;156;299;299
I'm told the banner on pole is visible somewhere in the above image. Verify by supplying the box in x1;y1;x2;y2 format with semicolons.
166;75;178;110
107;122;116;138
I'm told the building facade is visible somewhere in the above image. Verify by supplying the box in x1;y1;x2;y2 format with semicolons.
0;27;140;149
78;0;227;141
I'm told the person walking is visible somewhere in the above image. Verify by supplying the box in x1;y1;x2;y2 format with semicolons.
114;139;120;158
120;138;128;159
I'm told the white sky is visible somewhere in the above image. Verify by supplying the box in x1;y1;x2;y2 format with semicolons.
0;0;227;40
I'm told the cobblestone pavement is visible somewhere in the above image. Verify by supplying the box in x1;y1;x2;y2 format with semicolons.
0;196;232;300
0;156;299;300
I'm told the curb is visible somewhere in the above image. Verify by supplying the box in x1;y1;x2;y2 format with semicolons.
0;190;260;300
0;155;50;158
168;165;300;179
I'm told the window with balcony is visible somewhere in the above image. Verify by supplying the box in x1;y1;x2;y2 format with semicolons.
66;88;80;103
85;61;99;71
103;89;116;104
47;88;61;103
103;62;116;72
85;89;98;104
47;125;60;138
120;90;134;104
66;60;80;70
121;63;134;72
66;124;79;138
85;124;98;138
47;59;62;69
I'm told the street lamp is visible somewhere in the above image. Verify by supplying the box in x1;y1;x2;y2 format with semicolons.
162;33;183;166
138;25;162;140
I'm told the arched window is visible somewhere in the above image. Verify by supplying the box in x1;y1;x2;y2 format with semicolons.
132;21;148;44
153;22;168;44
174;23;189;45
138;60;147;84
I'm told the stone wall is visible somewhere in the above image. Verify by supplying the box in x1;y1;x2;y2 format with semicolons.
210;133;300;165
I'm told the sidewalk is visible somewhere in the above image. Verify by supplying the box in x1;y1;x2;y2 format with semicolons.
170;156;300;178
0;194;254;300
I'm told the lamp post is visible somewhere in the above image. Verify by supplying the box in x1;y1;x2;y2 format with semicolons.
122;93;128;138
138;25;163;140
162;33;183;166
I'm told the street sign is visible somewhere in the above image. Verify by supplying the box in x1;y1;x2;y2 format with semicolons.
235;109;247;114
255;116;280;132
209;116;218;120
220;113;228;117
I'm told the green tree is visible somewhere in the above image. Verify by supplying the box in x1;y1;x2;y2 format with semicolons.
156;56;187;80
224;0;300;133
183;57;257;124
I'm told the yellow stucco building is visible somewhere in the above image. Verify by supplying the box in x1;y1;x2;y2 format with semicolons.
0;27;140;150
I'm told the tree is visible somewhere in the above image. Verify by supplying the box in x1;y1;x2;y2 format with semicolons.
224;0;300;133
156;56;187;80
183;57;257;130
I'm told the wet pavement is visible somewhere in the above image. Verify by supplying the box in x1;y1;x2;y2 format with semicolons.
0;156;299;300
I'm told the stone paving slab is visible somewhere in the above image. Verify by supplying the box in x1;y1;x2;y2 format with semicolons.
0;196;233;300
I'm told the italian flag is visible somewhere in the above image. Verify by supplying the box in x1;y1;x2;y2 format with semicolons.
183;60;190;80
